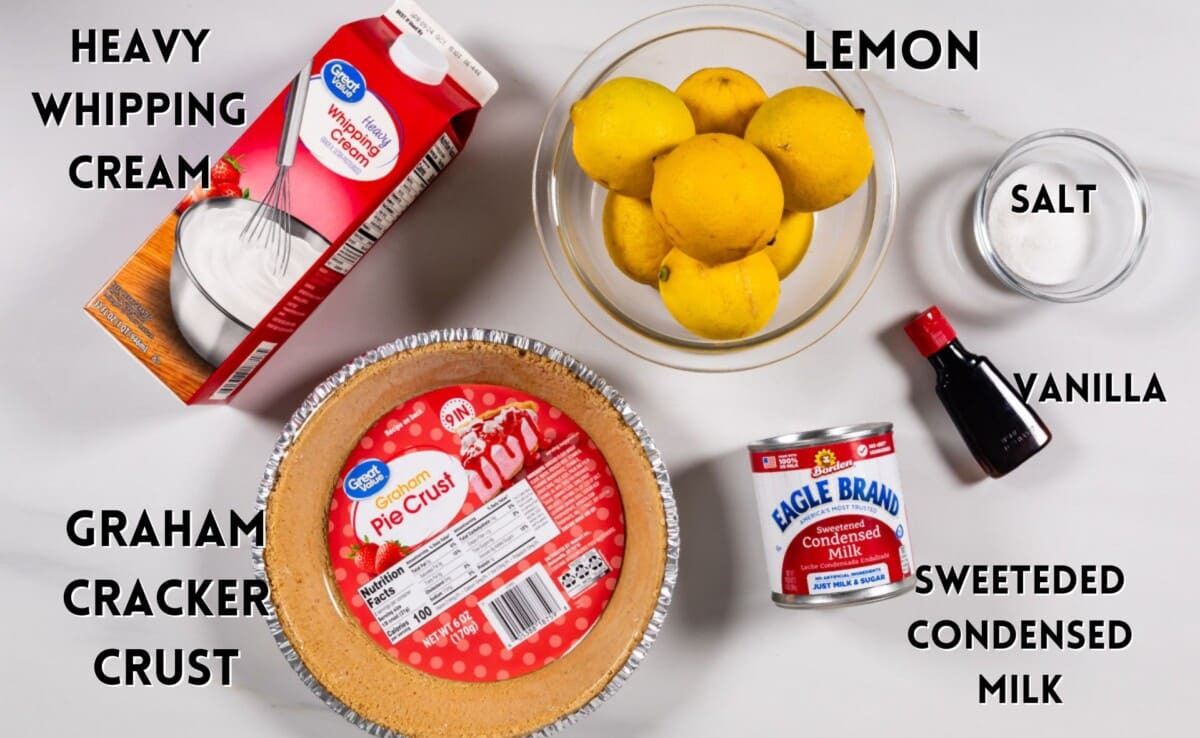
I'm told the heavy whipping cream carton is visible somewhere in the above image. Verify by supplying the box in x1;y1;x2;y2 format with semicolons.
86;1;497;403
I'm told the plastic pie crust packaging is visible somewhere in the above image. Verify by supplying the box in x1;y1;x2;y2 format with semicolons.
84;1;498;404
253;329;679;737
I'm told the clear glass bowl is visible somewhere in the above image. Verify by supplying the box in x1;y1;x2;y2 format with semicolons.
974;129;1150;302
532;5;897;371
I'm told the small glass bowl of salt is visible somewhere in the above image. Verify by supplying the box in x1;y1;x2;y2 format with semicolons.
974;129;1150;302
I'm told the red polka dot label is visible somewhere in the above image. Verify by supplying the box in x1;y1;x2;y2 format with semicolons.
328;384;626;682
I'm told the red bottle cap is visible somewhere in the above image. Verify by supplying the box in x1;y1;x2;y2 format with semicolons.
904;306;957;357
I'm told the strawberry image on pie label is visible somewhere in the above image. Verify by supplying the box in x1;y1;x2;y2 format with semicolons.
327;384;626;682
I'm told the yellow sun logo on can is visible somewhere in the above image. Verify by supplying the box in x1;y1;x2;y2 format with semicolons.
814;448;838;468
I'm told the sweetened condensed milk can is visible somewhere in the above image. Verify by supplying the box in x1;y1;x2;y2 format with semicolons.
748;423;916;607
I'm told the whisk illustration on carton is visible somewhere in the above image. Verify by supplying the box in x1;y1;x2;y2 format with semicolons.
86;0;498;404
241;62;312;275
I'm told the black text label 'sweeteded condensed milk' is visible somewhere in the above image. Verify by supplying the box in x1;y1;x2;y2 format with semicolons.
748;423;915;607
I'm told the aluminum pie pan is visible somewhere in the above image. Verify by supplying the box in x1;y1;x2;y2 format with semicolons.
250;327;680;737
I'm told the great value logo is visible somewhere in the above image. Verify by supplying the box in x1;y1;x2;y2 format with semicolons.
303;58;401;182
353;450;469;546
345;459;390;499
321;59;366;103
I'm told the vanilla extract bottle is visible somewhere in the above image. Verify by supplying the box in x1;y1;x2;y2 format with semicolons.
904;306;1051;478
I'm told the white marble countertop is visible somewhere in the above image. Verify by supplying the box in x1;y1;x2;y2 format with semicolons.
1;0;1196;735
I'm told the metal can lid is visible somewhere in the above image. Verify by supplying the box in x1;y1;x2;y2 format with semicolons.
748;422;894;452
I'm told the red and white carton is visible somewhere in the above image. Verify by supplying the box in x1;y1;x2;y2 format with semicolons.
85;1;498;404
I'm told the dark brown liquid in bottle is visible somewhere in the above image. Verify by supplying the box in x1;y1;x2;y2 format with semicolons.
929;340;1051;477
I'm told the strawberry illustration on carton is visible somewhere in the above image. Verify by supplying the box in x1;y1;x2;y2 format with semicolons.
85;1;498;404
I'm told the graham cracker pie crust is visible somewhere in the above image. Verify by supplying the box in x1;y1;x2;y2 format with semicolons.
255;330;678;738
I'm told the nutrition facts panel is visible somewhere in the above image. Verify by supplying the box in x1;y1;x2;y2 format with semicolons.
458;482;558;580
324;134;459;275
406;536;479;609
357;481;560;643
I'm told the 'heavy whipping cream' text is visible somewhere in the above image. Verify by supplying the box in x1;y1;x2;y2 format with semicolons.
300;59;403;180
33;27;241;190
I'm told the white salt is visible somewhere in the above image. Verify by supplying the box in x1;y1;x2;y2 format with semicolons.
986;163;1093;286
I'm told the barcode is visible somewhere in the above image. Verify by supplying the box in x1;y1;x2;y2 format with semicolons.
324;134;458;275
210;341;277;400
480;565;568;650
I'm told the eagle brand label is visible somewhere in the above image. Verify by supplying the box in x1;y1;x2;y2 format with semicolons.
749;429;914;604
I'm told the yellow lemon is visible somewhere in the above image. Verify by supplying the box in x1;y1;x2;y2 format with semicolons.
744;86;873;212
602;193;673;285
651;133;784;264
657;248;780;340
570;77;695;197
675;67;767;136
762;211;815;279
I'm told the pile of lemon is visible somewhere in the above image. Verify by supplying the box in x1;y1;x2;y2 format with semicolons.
570;68;873;340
